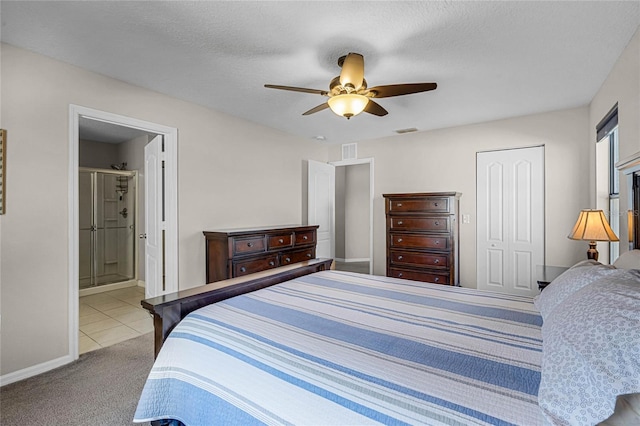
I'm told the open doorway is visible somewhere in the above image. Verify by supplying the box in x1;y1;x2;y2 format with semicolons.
69;105;178;359
334;162;371;274
308;158;374;275
78;117;156;296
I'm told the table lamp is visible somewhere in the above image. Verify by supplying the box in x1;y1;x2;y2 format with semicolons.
568;209;619;261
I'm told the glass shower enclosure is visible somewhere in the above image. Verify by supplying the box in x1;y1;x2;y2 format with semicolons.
79;168;137;290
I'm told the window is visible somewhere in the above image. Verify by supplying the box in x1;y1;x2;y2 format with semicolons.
596;104;619;261
608;127;619;261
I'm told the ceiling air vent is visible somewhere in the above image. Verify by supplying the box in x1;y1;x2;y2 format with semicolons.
395;127;418;134
342;143;357;160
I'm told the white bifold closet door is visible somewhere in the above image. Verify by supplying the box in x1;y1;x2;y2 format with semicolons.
476;146;545;297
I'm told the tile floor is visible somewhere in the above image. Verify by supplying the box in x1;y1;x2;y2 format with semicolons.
79;285;152;354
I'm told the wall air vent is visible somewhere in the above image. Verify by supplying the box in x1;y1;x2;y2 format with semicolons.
395;127;418;134
342;143;357;160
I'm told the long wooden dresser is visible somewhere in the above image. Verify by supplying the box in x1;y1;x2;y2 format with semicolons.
203;225;319;283
383;192;461;285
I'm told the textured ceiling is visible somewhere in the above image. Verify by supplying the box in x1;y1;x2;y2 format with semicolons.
2;1;639;145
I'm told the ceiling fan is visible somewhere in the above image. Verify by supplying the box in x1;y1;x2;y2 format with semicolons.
265;52;437;119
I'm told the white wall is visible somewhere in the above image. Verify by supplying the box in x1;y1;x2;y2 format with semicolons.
590;27;640;253
79;139;119;168
344;163;370;260
330;107;591;286
335;163;370;261
0;44;328;377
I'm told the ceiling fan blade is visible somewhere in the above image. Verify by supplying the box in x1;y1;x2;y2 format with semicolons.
339;53;365;91
264;84;327;95
368;83;437;98
363;100;388;117
302;103;330;115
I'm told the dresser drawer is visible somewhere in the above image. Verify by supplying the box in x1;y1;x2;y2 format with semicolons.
280;248;315;265
389;268;450;285
234;255;279;277
295;231;315;245
268;233;293;250
390;250;449;269
388;197;449;213
233;236;266;255
390;233;450;250
390;216;450;232
204;225;319;283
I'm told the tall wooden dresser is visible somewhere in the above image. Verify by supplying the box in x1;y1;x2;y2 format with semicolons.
203;225;319;283
383;192;461;285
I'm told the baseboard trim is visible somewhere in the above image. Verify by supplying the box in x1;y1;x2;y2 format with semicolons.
335;258;370;263
137;280;146;288
79;279;138;297
1;354;74;387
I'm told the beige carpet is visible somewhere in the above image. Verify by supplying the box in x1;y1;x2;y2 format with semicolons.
1;333;154;426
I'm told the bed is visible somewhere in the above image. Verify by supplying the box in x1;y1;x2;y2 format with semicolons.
134;257;640;425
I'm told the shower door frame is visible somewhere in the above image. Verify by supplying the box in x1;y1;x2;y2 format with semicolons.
79;167;138;293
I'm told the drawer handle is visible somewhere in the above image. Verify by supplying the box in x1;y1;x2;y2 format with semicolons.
247;242;253;247
397;238;403;243
240;267;246;273
269;261;275;266
306;253;312;258
434;202;439;207
435;240;440;245
398;272;403;277
278;238;284;243
398;255;403;260
434;277;440;282
397;203;403;207
434;259;440;264
434;221;440;226
303;235;308;240
285;257;291;263
397;220;403;225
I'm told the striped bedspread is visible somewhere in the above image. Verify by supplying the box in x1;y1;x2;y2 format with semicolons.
134;270;545;425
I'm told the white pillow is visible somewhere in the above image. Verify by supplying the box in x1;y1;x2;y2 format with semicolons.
533;261;616;321
613;250;640;270
538;270;640;425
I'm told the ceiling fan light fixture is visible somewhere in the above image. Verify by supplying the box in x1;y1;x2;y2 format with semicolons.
328;94;369;119
339;53;365;91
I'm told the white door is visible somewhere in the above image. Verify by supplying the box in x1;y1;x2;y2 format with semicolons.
308;160;335;259
477;146;544;296
144;135;163;298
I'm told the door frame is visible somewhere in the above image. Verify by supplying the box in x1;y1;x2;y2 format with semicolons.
330;158;375;274
68;105;178;360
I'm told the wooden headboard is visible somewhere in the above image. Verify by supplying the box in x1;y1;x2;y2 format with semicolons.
141;258;333;357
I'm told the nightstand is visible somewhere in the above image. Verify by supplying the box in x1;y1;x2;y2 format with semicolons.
536;265;569;291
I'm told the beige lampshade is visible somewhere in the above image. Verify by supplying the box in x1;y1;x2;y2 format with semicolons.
328;94;369;119
568;209;619;242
